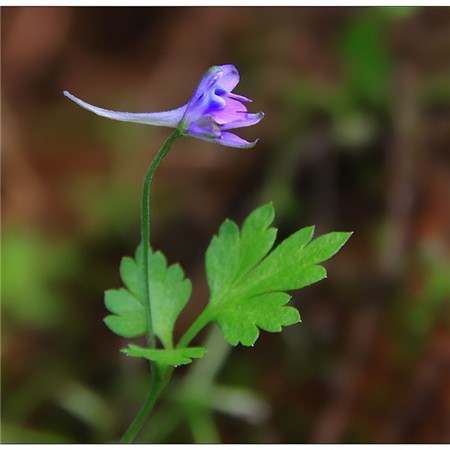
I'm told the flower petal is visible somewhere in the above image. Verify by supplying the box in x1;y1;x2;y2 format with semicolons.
211;97;248;124
220;112;265;130
186;121;221;140
180;66;223;127
186;129;258;149
228;92;252;103
219;131;259;148
217;64;240;92
64;91;186;127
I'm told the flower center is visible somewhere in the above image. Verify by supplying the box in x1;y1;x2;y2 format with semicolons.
205;89;227;112
214;87;227;96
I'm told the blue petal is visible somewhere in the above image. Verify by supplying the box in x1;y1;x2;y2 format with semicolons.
64;91;186;128
220;112;265;131
228;92;252;103
179;66;223;128
186;126;258;149
220;131;259;148
217;64;240;92
187;121;221;140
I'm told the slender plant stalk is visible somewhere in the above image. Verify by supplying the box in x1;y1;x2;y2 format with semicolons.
120;373;163;443
120;129;182;444
177;306;212;349
141;129;182;352
120;304;213;442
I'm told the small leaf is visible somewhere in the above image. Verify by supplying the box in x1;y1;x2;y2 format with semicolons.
205;204;352;346
146;250;192;349
122;344;208;367
104;244;191;348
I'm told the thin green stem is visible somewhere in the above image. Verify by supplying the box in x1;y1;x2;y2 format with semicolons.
182;324;231;387
119;372;164;443
119;130;182;444
141;129;182;352
120;310;220;443
177;306;212;349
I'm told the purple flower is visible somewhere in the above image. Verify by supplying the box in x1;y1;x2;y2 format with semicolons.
64;64;264;148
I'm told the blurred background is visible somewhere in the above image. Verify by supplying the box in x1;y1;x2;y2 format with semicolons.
2;6;450;444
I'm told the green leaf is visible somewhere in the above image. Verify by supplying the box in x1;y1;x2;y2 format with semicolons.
122;344;207;367
206;203;276;301
206;219;240;300
104;289;146;338
237;203;278;282
205;203;352;346
213;293;300;346
238;230;352;297
104;244;191;348
120;255;145;299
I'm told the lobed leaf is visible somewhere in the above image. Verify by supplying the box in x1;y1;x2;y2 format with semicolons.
205;203;352;346
104;244;191;348
122;344;208;367
211;292;300;346
238;231;352;297
206;203;277;302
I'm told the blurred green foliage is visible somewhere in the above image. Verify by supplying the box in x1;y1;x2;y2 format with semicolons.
339;11;392;106
2;228;79;328
409;258;450;339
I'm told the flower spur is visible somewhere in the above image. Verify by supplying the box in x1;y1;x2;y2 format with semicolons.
64;64;264;148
